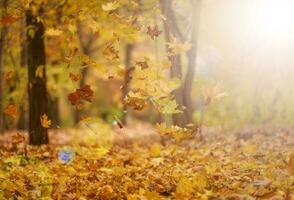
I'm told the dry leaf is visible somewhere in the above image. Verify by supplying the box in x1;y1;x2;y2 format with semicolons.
4;71;14;81
68;85;94;105
40;113;51;128
69;73;81;82
4;105;19;118
147;25;162;40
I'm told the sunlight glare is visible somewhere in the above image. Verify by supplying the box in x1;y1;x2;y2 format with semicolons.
255;0;294;40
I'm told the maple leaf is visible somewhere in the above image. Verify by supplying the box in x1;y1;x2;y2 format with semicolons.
69;73;81;82
124;91;147;111
45;28;63;36
4;71;14;81
102;1;119;11
103;44;119;60
40;114;51;128
166;40;192;55
0;15;20;25
155;98;182;114
68;85;94;105
147;25;162;40
4;104;19;118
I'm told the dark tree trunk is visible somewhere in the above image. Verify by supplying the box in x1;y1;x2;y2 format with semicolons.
160;0;189;126
121;43;133;124
0;0;8;133
183;0;202;123
26;9;49;145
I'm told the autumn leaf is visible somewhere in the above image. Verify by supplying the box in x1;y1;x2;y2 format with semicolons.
155;98;182;114
0;15;20;25
45;28;63;36
4;104;19;118
64;47;78;63
124;91;147;111
102;1;119;11
103;44;119;60
4;71;14;81
68;85;94;105
35;65;44;78
147;25;162;40
166;40;192;55
69;73;81;82
40;113;51;128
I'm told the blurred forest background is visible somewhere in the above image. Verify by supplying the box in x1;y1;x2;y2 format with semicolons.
1;0;294;137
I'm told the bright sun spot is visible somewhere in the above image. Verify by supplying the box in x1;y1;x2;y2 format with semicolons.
255;0;294;40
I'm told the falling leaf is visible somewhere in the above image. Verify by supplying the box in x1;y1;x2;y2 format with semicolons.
4;105;19;118
40;113;51;128
35;65;44;78
69;73;81;82
166;40;192;55
65;47;78;63
45;28;63;36
155;98;182;114
124;91;147;111
103;44;119;60
4;71;14;81
147;25;162;40
102;1;119;11
68;85;94;105
0;15;20;25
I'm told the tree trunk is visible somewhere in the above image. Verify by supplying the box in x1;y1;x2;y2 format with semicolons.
74;21;94;123
0;0;8;133
26;9;49;145
160;0;189;126
121;43;133;124
17;18;28;130
183;0;202;123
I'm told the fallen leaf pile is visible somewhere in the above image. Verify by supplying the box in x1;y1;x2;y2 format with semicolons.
1;126;294;199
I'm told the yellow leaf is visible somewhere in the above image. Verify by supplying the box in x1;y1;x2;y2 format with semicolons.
35;65;44;78
166;39;192;55
150;143;162;157
45;28;63;36
102;1;119;11
40;113;51;128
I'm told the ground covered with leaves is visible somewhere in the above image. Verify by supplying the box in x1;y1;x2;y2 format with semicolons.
1;124;294;199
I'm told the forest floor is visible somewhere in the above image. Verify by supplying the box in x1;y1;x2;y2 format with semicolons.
1;124;294;199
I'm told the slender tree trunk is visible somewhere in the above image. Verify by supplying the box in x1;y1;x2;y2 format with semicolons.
121;43;133;124
26;9;49;145
183;0;202;123
0;0;8;133
17;18;28;130
160;0;189;126
74;21;94;123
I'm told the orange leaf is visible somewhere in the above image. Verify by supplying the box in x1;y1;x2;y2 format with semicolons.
69;73;81;82
40;113;51;128
4;105;19;118
68;85;94;105
4;71;14;81
0;15;20;25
